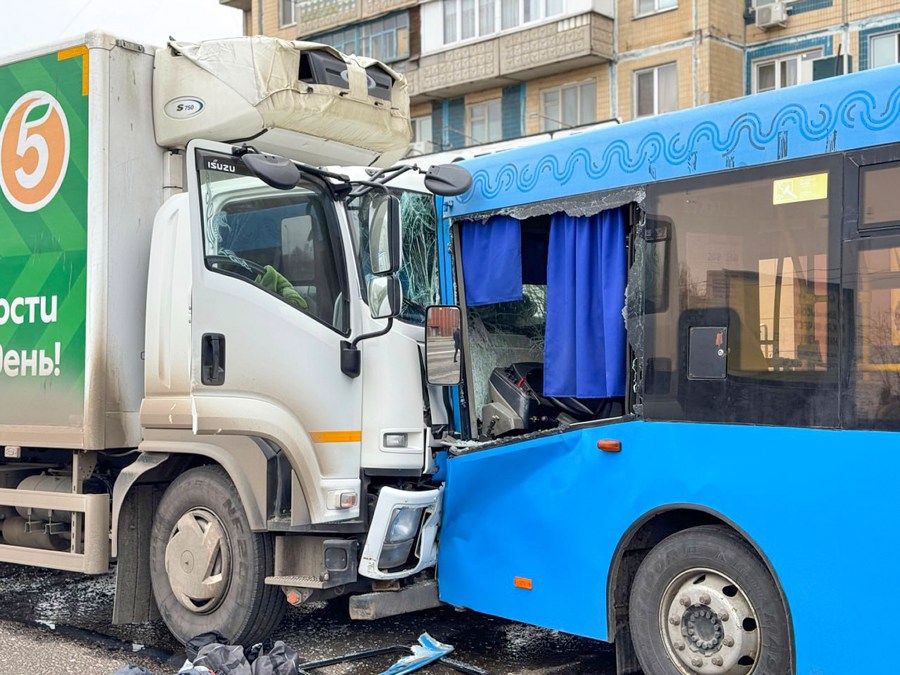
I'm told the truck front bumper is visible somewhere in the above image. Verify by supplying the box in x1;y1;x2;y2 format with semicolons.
358;485;442;580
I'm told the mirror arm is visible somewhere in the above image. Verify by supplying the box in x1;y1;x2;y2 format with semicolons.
348;164;422;200
341;318;394;378
367;164;418;183
350;317;393;349
231;144;351;183
348;179;392;201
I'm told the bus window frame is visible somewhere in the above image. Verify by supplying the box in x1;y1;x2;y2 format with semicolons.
841;141;900;429
640;153;844;428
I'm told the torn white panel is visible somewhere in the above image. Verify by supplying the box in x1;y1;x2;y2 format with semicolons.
154;37;411;167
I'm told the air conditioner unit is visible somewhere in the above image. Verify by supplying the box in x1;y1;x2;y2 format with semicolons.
755;2;788;30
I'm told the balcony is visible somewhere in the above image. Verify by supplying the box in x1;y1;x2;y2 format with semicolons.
294;0;418;38
219;0;251;10
412;12;614;99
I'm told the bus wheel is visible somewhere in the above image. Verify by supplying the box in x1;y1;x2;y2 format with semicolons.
149;465;285;645
628;525;791;675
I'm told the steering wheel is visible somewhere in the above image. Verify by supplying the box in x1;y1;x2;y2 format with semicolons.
207;254;268;280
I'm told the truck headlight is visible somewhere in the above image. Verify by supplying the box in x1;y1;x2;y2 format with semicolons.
378;507;425;569
386;507;422;544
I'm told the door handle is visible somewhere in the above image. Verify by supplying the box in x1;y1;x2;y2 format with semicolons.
201;333;226;386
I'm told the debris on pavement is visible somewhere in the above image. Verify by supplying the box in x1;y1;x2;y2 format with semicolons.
112;631;488;675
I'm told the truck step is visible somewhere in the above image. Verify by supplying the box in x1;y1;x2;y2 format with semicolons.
349;580;441;621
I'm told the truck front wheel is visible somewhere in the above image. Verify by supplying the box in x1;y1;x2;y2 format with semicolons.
628;525;791;675
149;465;285;645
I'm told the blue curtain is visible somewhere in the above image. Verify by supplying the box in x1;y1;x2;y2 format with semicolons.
460;215;523;306
543;209;627;398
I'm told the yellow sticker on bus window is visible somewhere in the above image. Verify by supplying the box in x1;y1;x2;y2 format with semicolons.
772;173;828;205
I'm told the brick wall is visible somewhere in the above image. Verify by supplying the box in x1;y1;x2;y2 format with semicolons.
706;40;745;105
617;46;693;121
523;63;611;134
618;1;693;53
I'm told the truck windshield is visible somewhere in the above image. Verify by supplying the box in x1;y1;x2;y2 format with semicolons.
349;189;441;326
196;150;349;334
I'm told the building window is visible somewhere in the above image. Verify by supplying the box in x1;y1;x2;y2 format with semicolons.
753;49;821;93
540;80;596;130
635;0;676;17
411;116;436;153
444;0;564;45
870;32;900;69
280;0;296;27
312;13;410;64
634;63;678;118
468;100;502;145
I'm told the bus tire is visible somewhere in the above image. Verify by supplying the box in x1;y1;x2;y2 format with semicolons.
628;524;791;675
149;464;285;645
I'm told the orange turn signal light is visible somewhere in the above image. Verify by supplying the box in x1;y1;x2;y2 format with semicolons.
514;576;533;590
597;439;622;452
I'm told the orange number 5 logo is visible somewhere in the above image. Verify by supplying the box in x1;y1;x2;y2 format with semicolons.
0;91;70;213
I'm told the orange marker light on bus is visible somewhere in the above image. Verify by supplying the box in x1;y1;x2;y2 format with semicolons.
514;577;533;590
597;439;622;452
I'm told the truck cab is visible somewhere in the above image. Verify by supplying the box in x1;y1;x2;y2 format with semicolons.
0;32;469;646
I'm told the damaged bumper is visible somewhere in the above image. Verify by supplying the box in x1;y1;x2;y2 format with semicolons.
359;486;442;580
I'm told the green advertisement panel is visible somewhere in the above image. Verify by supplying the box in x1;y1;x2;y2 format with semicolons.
0;48;88;428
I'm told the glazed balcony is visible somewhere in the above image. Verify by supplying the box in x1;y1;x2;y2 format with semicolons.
412;12;614;99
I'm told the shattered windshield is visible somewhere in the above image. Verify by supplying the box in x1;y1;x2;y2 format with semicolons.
349;190;441;326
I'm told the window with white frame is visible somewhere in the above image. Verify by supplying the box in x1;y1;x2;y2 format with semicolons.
635;0;676;18
444;0;564;45
280;0;296;27
411;116;436;153
753;49;821;93
634;63;678;118
870;32;900;69
540;80;596;130
468;100;502;145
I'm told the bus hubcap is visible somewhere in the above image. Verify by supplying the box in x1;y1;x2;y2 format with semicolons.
660;568;760;674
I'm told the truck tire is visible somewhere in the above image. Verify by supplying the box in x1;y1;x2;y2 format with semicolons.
628;525;791;675
149;464;285;645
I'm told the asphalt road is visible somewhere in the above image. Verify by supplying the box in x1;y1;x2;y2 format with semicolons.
0;563;616;674
426;335;461;384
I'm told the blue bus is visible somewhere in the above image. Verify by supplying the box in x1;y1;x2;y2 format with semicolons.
426;63;900;674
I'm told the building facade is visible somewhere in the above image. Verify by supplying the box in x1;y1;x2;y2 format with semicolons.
222;0;900;153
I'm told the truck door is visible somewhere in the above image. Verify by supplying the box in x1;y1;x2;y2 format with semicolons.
185;141;363;524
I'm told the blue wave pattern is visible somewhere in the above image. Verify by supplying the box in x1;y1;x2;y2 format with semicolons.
453;70;900;216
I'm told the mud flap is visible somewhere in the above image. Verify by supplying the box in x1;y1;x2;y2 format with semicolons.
112;484;161;624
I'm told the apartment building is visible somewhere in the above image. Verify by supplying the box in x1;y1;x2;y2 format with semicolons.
222;0;900;153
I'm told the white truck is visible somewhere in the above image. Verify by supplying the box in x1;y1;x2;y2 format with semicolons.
0;32;469;644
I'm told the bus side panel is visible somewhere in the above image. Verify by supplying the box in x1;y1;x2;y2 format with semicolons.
438;419;899;674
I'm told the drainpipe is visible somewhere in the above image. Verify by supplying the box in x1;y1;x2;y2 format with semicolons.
610;1;618;119
258;0;265;35
842;0;849;74
692;0;699;107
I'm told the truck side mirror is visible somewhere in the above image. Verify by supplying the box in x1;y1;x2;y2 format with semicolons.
368;276;402;319
424;164;472;197
368;193;401;276
241;151;302;190
425;306;462;386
